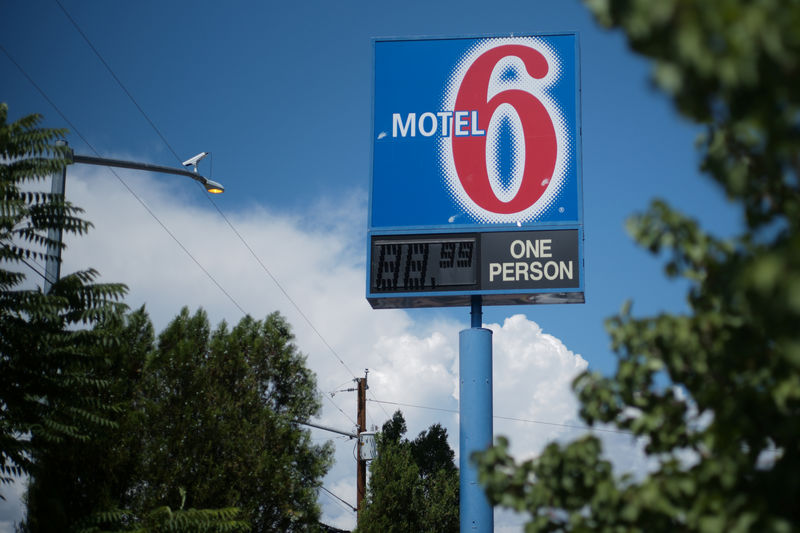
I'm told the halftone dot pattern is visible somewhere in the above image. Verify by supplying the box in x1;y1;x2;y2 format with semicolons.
486;104;524;203
439;37;573;224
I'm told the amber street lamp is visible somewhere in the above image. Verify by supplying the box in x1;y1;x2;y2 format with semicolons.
43;143;225;292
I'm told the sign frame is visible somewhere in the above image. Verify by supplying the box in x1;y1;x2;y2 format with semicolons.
367;32;584;309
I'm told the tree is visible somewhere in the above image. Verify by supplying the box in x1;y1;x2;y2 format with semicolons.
21;308;155;531
135;308;333;531
357;411;458;533
0;103;127;495
23;307;333;532
77;499;249;533
476;1;800;531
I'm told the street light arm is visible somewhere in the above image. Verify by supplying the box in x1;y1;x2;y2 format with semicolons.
43;145;224;294
69;152;224;193
295;420;358;439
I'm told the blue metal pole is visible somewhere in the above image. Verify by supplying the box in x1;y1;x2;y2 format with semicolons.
460;295;493;532
470;294;482;328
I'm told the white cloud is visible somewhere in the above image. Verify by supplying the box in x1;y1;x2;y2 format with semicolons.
1;166;644;532
489;314;588;458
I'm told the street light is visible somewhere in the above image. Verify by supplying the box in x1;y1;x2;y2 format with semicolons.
69;152;225;194
43;143;225;292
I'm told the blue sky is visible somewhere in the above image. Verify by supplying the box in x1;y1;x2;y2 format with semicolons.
1;0;742;530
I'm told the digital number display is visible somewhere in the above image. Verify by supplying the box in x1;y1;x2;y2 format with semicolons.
370;235;477;292
367;230;584;308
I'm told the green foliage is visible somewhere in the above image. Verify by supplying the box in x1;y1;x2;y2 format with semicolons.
21;308;154;531
23;307;333;532
359;437;422;533
0;103;127;495
410;422;457;481
476;1;800;531
585;0;800;229
380;410;407;445
78;503;249;533
356;411;458;533
133;309;332;531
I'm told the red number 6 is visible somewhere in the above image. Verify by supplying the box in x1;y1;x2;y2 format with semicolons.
452;45;557;214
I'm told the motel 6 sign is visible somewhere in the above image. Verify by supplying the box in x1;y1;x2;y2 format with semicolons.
367;33;584;309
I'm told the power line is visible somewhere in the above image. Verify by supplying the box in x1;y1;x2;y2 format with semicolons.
368;398;635;436
195;185;386;426
4;35;364;515
493;413;634;436
46;1;389;424
0;46;350;423
3;15;248;315
24;260;48;282
2;42;349;422
321;390;357;427
2;246;51;285
370;399;456;416
320;486;356;514
203;194;364;381
0;43;248;316
53;0;184;164
330;379;356;394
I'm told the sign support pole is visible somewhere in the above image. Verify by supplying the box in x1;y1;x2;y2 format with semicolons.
459;295;493;532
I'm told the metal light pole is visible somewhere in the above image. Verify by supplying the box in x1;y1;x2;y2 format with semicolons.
43;144;224;293
68;153;224;194
43;157;67;292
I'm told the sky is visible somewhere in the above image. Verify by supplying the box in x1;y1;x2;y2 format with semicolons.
0;0;744;531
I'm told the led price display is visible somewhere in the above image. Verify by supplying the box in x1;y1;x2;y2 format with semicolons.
370;235;477;293
367;229;584;308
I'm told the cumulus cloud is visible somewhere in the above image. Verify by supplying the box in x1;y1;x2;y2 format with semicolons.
1;165;641;532
489;314;588;457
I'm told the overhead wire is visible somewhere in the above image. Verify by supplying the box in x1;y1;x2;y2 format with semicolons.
0;44;246;316
3;248;49;284
3;38;351;425
53;0;184;164
6;11;373;514
3;39;351;423
330;379;356;395
323;396;357;428
0;242;51;285
4;14;645;493
7;25;610;443
197;193;383;426
47;0;389;425
368;398;636;436
24;260;48;282
319;486;356;514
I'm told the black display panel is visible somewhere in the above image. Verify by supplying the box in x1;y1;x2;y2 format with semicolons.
370;235;478;293
367;229;584;309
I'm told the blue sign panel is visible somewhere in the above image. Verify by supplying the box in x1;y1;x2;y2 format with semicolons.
368;34;583;308
371;33;581;230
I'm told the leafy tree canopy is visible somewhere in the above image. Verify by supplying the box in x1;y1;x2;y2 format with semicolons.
357;411;458;533
78;495;249;533
23;307;333;532
477;1;800;531
0;103;127;494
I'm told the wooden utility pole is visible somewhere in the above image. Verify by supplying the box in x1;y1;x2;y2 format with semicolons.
356;370;368;523
297;371;369;524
